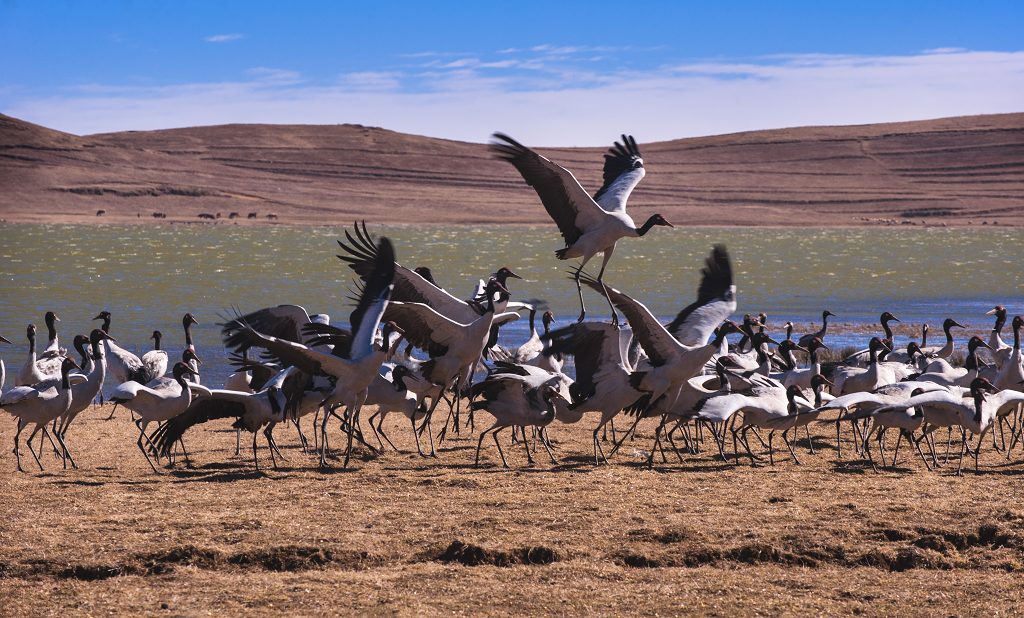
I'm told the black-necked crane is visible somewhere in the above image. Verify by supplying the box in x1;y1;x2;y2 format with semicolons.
994;316;1023;391
797;310;835;348
2;357;81;472
470;368;568;468
55;329;114;468
41;311;62;355
489;132;671;325
365;364;427;453
225;236;398;468
759;375;834;463
875;378;1024;474
833;337;895;394
93;311;177;386
576;260;739;416
380;277;519;453
781;338;828;389
17;322;63;385
141;330;169;384
691;377;812;466
543;321;643;464
152;366;326;471
842;312;901;366
985;305;1012;369
919;317;964;361
917;336;992;388
109;361;206;472
338;222;523;326
835;385;936;470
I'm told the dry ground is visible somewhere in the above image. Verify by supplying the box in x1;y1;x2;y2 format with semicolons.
2;403;1024;617
3;112;1023;227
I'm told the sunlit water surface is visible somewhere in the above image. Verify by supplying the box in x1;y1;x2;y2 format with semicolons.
1;224;1021;387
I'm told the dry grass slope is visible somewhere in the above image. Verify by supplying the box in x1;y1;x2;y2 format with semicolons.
2;404;1024;615
1;113;1022;227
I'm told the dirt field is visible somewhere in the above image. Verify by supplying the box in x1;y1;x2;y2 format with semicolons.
2;403;1024;616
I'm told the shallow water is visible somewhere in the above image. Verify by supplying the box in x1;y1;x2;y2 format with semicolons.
1;223;1021;386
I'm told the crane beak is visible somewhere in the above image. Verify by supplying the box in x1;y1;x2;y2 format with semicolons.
506;270;523;280
985;308;998;315
92;313;104;320
0;335;11;344
103;333;117;342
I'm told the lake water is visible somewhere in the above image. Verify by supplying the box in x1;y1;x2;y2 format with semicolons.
1;223;1022;387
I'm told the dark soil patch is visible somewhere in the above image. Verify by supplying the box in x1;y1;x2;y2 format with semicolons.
434;540;560;567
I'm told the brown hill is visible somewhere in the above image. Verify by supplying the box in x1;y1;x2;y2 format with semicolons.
1;113;1022;226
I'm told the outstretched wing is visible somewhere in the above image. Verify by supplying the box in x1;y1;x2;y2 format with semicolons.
545;322;622;405
349;236;395;359
490;133;607;246
382;302;463;358
337;222;476;321
593;134;646;212
577;271;678;367
152;393;250;457
220;304;315;350
666;245;736;346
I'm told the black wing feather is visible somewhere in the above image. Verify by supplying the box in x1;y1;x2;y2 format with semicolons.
594;134;642;201
489;132;583;246
152;397;247;457
666;245;733;336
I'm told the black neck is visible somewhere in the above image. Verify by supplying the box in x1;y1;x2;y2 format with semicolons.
61;367;72;390
994;313;1006;333
1014;321;1021;351
882;321;894;340
810;347;820;365
944;323;954;342
91;340;103;361
868;346;878;365
636;216;660;236
28;332;35;355
100;316;111;333
814;388;823;408
153;333;162;350
972;392;985;423
528;309;536;334
46;321;57;342
184;323;194;347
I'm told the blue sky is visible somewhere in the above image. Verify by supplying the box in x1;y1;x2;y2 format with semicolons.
2;1;1022;144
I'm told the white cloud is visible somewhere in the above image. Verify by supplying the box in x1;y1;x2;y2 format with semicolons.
205;33;244;43
4;50;1023;145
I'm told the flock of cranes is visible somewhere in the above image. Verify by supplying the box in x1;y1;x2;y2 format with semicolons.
2;133;1023;476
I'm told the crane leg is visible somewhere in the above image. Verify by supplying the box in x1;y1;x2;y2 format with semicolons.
806;424;815;454
252;430;261;472
768;431;775;465
910;431;932;471
26;425;47;471
783;430;801;465
956;427;967;476
135;422;159;474
891;430;903;467
573;264;588;323
493;427;509;468
13;420;26;473
592;423;609;466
